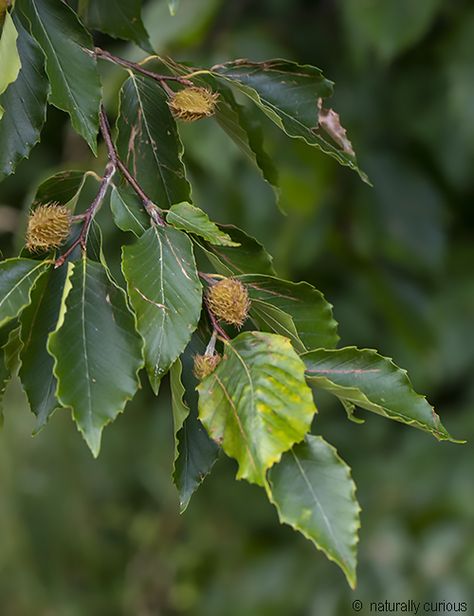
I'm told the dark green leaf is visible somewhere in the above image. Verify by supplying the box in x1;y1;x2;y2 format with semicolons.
239;275;339;350
212;59;368;183
268;435;360;589
122;225;202;393
246;300;305;354
116;73;191;208
19;265;68;431
0;13;48;181
18;0;101;152
167;202;239;246
84;0;153;53
213;81;279;201
198;331;317;486
0;257;50;327
173;331;219;513
48;255;144;456
110;185;149;237
34;170;86;205
197;225;275;276
303;347;458;441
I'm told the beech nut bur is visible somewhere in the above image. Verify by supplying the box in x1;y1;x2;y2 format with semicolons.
26;203;72;252
206;278;250;328
168;86;219;122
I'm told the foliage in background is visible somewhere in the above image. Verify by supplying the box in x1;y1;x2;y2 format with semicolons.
0;0;473;614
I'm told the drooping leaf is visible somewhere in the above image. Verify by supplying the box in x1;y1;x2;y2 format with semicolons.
19;265;68;431
18;0;101;153
303;347;457;441
48;255;143;456
173;331;219;512
167;202;239;246
122;225;202;393
0;258;50;327
110;185;149;237
212;81;279;200
239;275;339;350
197;225;275;276
84;0;153;53
0;13;48;181
212;59;369;183
198;331;317;486
268;435;360;589
0;9;22;119
116;73;191;208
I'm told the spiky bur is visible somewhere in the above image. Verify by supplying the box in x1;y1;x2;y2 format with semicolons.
168;86;219;122
193;353;221;380
25;203;71;252
206;278;250;328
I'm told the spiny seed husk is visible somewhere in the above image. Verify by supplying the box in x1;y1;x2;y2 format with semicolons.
193;353;221;380
206;278;250;327
26;203;71;252
168;86;219;122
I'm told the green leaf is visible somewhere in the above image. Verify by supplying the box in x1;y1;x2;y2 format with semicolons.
168;0;180;16
84;0;153;53
122;225;202;393
116;73;191;208
303;347;457;442
170;358;190;463
0;9;21;119
198;331;317;486
48;255;143;456
213;81;279;201
19;265;68;431
167;202;239;247
0;258;50;327
212;59;368;184
173;331;219;512
268;435;360;589
197;225;275;276
246;300;305;354
18;0;101;153
34;170;87;206
0;13;48;181
0;322;21;424
110;185;149;237
239;275;339;350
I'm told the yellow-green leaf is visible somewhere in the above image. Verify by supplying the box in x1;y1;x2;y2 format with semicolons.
198;331;316;486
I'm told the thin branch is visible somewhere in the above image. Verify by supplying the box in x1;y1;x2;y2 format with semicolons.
55;162;116;268
94;47;193;88
204;297;230;341
99;105;165;226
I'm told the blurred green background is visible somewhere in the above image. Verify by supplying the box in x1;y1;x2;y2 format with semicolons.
1;0;473;614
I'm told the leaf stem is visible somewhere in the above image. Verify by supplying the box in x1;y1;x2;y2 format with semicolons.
94;47;193;88
204;296;230;341
98;105;165;227
55;162;115;268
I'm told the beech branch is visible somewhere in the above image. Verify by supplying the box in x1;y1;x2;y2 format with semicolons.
94;47;193;89
98;105;165;227
55;162;116;268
